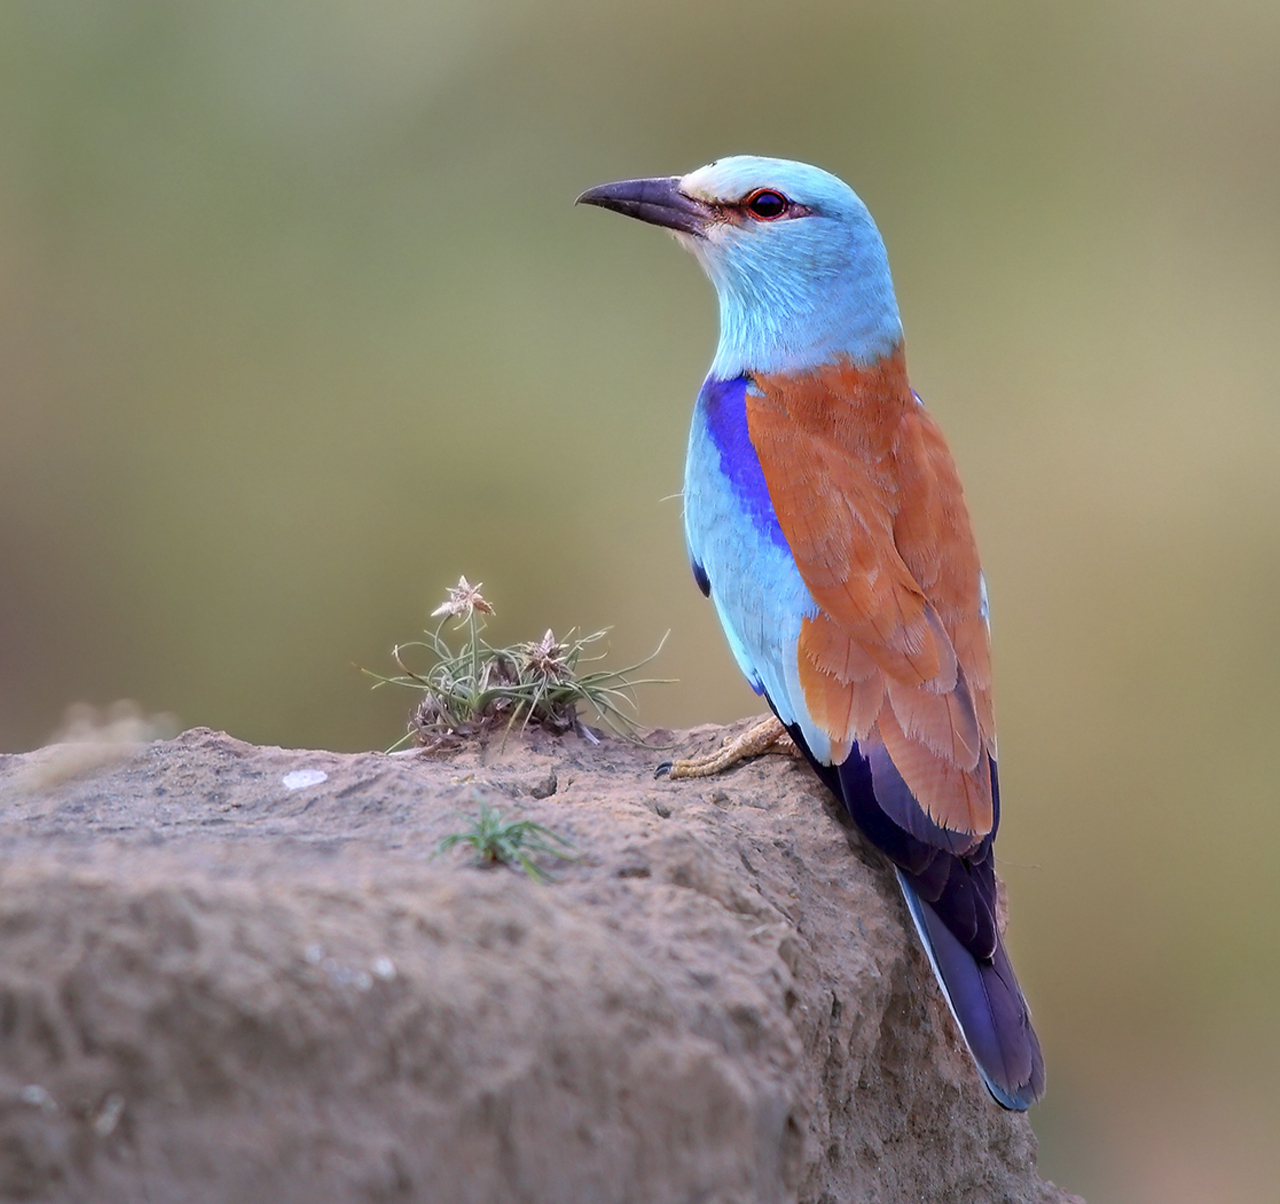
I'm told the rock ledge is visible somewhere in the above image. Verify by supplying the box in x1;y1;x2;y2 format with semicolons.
0;723;1082;1204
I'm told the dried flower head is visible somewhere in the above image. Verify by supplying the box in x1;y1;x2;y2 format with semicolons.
431;576;494;620
520;630;572;681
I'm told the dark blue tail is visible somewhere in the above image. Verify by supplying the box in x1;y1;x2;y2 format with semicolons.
775;712;1045;1109
895;868;1043;1109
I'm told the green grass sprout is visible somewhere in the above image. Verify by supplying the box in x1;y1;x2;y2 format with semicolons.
435;802;576;881
364;577;670;752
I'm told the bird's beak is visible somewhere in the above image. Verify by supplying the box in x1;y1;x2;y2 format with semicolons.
575;176;712;237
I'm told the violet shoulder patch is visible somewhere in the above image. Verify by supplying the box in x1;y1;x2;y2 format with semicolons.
699;375;789;549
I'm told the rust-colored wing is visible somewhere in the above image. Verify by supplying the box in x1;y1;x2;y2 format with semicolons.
748;349;995;843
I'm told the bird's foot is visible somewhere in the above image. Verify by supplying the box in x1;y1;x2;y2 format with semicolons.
655;716;794;780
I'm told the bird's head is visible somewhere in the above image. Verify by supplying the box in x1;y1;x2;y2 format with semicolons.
578;155;903;377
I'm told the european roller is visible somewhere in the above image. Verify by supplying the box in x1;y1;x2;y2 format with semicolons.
578;156;1045;1110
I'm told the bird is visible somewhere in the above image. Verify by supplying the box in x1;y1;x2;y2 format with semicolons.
577;155;1044;1110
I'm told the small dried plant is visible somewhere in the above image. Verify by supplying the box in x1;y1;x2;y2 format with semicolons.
436;801;576;881
365;577;668;752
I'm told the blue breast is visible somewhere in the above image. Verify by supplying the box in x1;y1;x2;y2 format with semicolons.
683;374;831;757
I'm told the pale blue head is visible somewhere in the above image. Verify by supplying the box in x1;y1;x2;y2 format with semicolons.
578;155;903;378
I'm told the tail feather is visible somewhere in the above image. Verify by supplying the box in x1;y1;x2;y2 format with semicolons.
771;708;1045;1110
896;869;1044;1110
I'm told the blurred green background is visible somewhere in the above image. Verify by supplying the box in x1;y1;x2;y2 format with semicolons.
2;0;1277;1198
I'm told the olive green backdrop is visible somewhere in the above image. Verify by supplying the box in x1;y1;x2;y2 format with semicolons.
3;2;1278;1200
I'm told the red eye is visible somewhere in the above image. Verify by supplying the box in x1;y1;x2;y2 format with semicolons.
745;189;788;220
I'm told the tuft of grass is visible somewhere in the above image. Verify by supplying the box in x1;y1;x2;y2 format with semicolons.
364;577;669;752
435;802;576;881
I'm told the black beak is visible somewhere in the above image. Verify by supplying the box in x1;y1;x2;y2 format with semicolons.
575;176;712;236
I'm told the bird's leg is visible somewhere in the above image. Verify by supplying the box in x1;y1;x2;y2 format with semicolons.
656;715;794;780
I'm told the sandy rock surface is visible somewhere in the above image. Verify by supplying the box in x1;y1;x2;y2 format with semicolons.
0;721;1082;1204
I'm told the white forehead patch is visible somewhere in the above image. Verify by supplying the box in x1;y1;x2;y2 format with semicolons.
679;155;854;212
680;161;739;203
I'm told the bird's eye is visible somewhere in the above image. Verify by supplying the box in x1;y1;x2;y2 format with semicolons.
744;189;788;220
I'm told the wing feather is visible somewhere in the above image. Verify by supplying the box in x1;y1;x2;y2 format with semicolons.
749;349;996;841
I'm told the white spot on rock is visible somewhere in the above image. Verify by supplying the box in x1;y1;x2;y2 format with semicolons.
283;768;328;791
20;1085;58;1114
93;1093;125;1137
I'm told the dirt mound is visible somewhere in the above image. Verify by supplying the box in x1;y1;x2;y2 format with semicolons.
0;723;1081;1203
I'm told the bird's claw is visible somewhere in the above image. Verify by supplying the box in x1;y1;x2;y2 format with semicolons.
654;716;790;780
